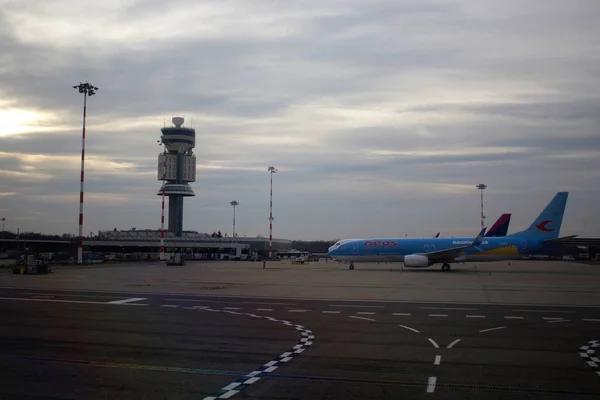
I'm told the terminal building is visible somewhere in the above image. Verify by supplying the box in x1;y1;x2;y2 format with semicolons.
84;229;292;260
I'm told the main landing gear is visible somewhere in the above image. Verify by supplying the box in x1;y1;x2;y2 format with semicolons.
349;262;355;270
441;263;451;272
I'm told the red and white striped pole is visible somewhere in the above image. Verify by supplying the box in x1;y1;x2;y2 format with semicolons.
73;82;97;265
268;166;277;258
160;150;167;258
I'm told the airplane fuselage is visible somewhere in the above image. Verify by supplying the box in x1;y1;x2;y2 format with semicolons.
328;236;557;265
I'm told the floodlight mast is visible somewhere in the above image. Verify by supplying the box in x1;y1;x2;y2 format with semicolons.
476;184;487;229
73;82;98;265
268;166;277;258
230;200;239;239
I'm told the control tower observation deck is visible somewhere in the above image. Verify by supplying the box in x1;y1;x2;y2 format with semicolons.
157;117;196;237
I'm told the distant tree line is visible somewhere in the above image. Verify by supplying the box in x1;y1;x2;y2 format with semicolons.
0;231;76;241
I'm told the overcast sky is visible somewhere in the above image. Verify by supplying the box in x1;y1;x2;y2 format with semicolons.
1;0;599;240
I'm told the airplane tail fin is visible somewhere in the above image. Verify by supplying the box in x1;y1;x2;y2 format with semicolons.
485;213;511;237
508;192;568;240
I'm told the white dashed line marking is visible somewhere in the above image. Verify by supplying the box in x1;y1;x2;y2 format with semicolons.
349;316;376;322
547;319;568;323
427;376;437;393
398;325;420;333
357;312;375;315
428;338;440;348
288;309;309;313
543;317;564;320
199;308;314;400
328;304;384;308
107;297;147;305
392;313;411;316
434;355;441;365
256;308;273;312
322;311;340;314
466;315;486;318
160;304;179;308
447;339;462;349
512;309;576;313
480;326;507;333
428;314;448;317
223;307;241;310
504;316;524;320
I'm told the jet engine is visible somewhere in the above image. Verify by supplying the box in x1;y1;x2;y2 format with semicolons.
404;254;431;268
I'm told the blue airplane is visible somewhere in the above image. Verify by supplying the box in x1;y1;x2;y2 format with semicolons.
327;192;570;272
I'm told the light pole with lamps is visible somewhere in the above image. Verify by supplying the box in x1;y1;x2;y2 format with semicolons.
476;184;487;229
267;166;277;259
230;201;239;239
73;82;98;265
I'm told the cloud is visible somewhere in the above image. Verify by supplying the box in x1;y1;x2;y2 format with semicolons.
0;0;598;239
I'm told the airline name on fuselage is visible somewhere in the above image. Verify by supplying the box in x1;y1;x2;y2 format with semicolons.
452;240;489;245
364;241;397;247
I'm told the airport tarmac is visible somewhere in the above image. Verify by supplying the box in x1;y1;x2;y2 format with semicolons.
1;259;599;305
0;260;599;399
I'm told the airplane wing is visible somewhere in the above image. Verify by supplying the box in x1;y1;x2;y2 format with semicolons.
418;227;487;261
542;235;578;244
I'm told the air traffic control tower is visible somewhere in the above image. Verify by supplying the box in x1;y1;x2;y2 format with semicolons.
157;117;196;236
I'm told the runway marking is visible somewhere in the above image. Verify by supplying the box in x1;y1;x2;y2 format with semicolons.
398;325;420;333
5;288;600;308
426;376;437;393
23;293;125;299
428;339;440;349
256;308;273;312
183;306;210;310
242;302;297;306
447;339;462;349
392;313;411;316
543;317;564;320
349;316;376;322
466;315;486;318
583;319;600;322
479;326;507;333
198;307;315;400
0;296;143;306
223;307;241;310
356;312;375;315
513;309;576;313
322;311;340;314
428;314;448;317
434;355;441;365
107;298;147;305
547;319;568;323
160;304;179;308
420;307;478;310
165;298;235;303
288;309;309;313
328;304;384;308
504;316;524;320
579;339;600;377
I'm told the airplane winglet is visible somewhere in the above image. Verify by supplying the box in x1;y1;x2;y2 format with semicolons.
472;227;487;247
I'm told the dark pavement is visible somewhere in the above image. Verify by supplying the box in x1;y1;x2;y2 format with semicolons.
0;288;599;399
